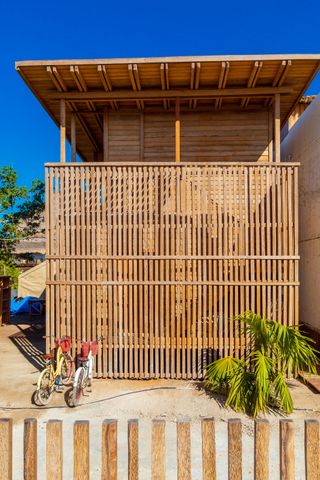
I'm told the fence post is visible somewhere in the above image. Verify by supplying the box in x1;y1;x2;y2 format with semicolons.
128;420;139;480
46;420;63;480
280;419;295;480
151;419;166;480
102;419;118;480
74;421;89;480
202;418;216;480
24;418;37;480
0;419;12;480
305;420;319;480
228;419;242;480
177;418;191;480
254;419;269;480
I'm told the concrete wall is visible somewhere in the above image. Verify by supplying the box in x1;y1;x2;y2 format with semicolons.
281;94;320;334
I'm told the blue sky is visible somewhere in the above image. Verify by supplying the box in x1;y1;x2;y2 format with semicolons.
1;0;320;187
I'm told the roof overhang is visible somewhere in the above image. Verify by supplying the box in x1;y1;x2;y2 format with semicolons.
16;54;320;162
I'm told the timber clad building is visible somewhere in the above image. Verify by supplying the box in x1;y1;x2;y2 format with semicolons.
16;54;320;379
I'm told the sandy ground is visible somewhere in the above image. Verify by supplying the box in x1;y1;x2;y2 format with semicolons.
1;318;320;479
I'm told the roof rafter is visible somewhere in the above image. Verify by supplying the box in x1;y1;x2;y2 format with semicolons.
97;65;118;110
128;64;143;110
265;60;292;106
241;61;263;108
192;63;201;109
160;63;169;109
215;61;230;110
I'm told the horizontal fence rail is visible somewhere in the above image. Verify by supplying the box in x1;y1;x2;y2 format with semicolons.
46;162;299;378
0;417;319;479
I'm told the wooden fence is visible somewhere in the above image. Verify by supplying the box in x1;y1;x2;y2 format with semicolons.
0;417;319;479
45;162;299;378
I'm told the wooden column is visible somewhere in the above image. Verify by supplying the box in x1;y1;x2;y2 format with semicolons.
71;114;76;163
175;98;181;162
60;99;66;163
103;109;109;162
274;94;281;162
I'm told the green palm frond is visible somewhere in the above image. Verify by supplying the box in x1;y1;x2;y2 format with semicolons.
236;311;271;351
273;372;293;413
205;356;245;391
226;369;254;414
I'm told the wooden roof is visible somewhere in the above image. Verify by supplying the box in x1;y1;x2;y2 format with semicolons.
16;54;320;161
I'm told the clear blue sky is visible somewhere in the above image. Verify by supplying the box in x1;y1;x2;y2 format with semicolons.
1;0;320;187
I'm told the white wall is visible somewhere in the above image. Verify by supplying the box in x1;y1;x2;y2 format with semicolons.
281;94;320;332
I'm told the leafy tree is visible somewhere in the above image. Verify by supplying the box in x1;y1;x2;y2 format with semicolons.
205;311;319;417
0;166;45;286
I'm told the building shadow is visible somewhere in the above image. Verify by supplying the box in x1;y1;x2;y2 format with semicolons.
9;315;46;371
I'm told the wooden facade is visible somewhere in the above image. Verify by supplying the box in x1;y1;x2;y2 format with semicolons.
16;54;320;378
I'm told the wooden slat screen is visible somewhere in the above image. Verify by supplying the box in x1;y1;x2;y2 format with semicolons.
46;162;299;379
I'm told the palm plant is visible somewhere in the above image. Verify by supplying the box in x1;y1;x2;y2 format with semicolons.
205;311;319;417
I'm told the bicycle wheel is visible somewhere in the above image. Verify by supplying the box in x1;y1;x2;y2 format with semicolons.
71;367;85;407
60;352;73;385
37;367;54;406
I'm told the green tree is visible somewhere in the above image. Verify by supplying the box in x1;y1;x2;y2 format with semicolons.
205;311;319;417
0;166;45;285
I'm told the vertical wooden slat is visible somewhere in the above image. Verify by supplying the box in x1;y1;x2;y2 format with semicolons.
177;419;191;480
202;418;216;480
280;419;295;480
0;419;12;480
103;109;109;163
151;420;166;480
254;419;269;480
128;420;139;480
102;420;118;480
24;418;37;480
305;420;319;480
228;419;242;480
46;420;63;480
74;421;89;480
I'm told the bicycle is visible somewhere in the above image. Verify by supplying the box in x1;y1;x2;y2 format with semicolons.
34;336;73;406
68;340;98;407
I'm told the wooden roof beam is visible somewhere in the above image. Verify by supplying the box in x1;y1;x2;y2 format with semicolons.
241;61;263;108
160;63;168;109
97;65;118;110
192;63;201;109
215;61;230;110
188;63;196;108
265;60;292;106
46;66;67;92
70;66;102;132
49;85;293;101
128;64;143;110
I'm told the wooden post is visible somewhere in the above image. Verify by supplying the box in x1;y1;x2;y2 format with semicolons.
102;420;118;480
46;420;63;480
274;93;281;162
202;418;216;480
74;421;89;480
175;97;181;163
128;420;139;480
103;109;109;163
139;111;144;162
71;114;76;163
280;419;295;480
0;419;12;480
228;419;242;480
151;419;165;480
24;418;37;480
305;420;319;480
177;419;191;480
254;419;269;480
60;99;66;163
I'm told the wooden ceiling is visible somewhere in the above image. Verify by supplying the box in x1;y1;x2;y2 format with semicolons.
16;54;320;161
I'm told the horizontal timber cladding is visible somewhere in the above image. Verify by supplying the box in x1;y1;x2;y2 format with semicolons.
106;108;271;163
46;163;299;379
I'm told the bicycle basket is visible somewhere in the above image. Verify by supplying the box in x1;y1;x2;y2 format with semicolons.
55;337;71;353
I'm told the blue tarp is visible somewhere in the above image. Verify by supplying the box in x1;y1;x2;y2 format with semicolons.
10;296;38;315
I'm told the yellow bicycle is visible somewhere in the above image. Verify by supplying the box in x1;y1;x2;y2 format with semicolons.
34;336;73;406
